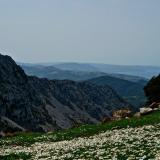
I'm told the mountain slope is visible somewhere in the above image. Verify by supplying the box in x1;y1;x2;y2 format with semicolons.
88;76;147;108
0;54;129;132
109;73;148;83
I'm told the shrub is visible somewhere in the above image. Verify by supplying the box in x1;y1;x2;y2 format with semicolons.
144;74;160;103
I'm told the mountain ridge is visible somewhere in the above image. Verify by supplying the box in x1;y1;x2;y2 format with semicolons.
21;65;106;81
23;62;159;78
0;54;129;132
88;75;147;108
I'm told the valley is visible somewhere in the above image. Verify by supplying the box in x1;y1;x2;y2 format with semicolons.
0;53;160;160
21;63;148;108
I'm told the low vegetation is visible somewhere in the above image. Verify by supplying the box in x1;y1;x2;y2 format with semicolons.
0;111;160;159
0;152;31;160
1;111;160;146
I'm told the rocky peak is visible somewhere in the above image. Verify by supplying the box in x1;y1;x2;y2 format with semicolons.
0;54;28;84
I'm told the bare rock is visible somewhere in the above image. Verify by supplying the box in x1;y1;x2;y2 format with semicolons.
112;108;132;120
134;112;141;118
140;107;153;115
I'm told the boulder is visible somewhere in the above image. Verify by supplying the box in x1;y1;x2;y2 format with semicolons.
140;107;153;115
133;112;141;118
112;108;132;120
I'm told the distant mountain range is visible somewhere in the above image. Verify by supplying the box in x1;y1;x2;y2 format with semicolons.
20;62;160;79
54;62;99;72
0;54;129;132
91;63;160;79
21;64;148;107
21;65;106;81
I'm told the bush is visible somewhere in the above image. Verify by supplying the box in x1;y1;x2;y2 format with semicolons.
144;74;160;103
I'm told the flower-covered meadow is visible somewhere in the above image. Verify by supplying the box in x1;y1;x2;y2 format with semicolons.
1;111;160;160
0;124;160;160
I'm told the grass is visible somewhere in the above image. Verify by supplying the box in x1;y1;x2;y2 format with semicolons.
0;152;32;160
1;111;160;146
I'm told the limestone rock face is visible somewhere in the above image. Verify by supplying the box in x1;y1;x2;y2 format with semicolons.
140;107;153;115
0;54;130;132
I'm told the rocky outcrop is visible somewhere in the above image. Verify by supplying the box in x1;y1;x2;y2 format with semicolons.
101;108;132;123
140;107;153;115
0;54;130;132
134;102;160;118
112;108;132;120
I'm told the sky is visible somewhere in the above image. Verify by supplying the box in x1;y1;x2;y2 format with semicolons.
0;0;160;65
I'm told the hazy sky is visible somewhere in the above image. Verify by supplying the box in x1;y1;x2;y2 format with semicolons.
0;0;160;65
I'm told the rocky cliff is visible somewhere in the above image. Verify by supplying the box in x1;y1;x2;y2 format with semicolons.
0;54;129;132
